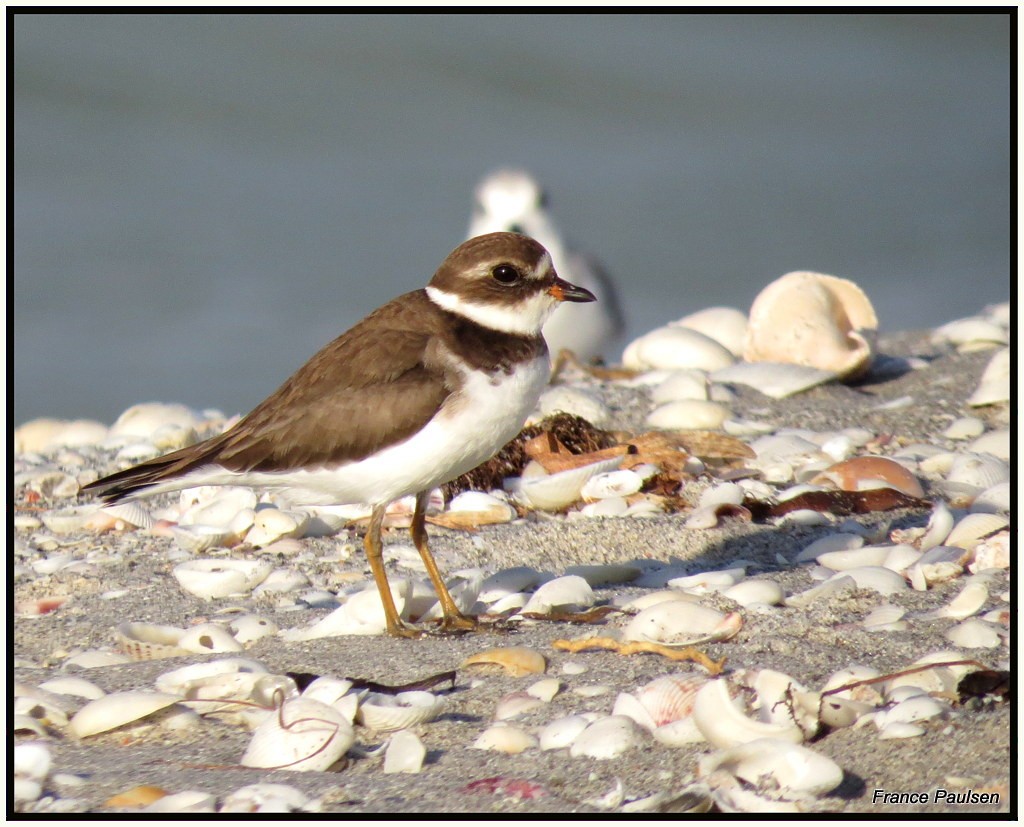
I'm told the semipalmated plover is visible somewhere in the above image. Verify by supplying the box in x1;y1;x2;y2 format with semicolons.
468;169;624;362
83;232;596;637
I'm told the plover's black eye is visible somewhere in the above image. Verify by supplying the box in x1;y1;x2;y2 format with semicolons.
492;264;521;285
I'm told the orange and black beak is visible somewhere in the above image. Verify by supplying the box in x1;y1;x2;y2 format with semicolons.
548;275;597;303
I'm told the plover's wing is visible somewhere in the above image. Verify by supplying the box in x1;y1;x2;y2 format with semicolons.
84;291;451;501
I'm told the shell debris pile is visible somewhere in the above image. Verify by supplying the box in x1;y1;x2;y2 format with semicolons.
12;296;1010;814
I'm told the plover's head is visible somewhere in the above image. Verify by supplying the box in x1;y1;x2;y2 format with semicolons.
473;169;546;229
426;232;595;336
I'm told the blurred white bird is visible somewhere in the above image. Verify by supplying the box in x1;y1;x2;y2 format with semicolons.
467;169;624;362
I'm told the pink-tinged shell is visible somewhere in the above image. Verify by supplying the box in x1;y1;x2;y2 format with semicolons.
744;271;878;380
634;675;708;726
811;456;924;498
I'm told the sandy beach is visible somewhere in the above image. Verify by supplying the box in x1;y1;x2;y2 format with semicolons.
12;326;1011;816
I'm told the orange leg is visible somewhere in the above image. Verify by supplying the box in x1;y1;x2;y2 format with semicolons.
412;491;477;632
364;503;418;638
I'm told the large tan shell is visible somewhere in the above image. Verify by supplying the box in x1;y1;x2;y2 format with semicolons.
744;271;878;379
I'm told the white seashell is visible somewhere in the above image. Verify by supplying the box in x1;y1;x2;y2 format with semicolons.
520;575;595;614
241;697;354;772
538;714;591;750
525;678;562;702
580;469;643;501
15;418;109;453
63;650;133;668
945;619;1003;649
945;513;1008;550
39;503;104;534
221;783;310;813
13;742;52;805
572;684;613;698
252;568;310;596
967;347;1010;406
934;316;1008;347
969;531;1010;572
743;271;877;379
172;558;273;600
968;428;1010;461
943;416;986;440
698;482;745;509
508;456;624;511
622;601;742;645
861;604;906;631
946;452;1010;494
667;567;746;592
178;623;245;654
179;487;258;527
970;482;1011;514
817;546;890;571
879;722;926;739
115;622;190;660
817;695;875;729
96;501;154;531
794;533;865;563
749;433;825;462
140;790;218;813
926;580;990;623
879;544;922;574
70;691;181;737
563;564;641;586
537;386;610;427
245;508;309;548
646;400;729;431
494;691;545;721
632;674;707;727
154;657;270;696
281;581;410;640
881;695;950;727
699;738;843;796
569;715;642;759
722;579;784;607
711;361;836;399
477;567;547;602
383;730;427;774
619;589;702;612
672;306;749;357
109;402;200;440
482;592;530;615
170;524;236;554
692;679;804;748
919;502;954;551
417;569;483;622
356;691;444;732
445;491;516;524
623;325;736;372
651;370;710;403
824;565;906;596
229;614;279;644
578;497;629;517
37;676;107;701
472;723;537;754
685;505;721;529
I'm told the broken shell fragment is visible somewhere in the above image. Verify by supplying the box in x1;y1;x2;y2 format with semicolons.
508;456;624;511
692;679;804;748
115;622;190;661
744;270;877;379
811;456;924;498
699;738;843;797
384;730;427;774
461;646;546;676
520;575;595;615
538;714;592;750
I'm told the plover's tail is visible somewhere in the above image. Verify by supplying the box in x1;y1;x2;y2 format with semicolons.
81;435;227;502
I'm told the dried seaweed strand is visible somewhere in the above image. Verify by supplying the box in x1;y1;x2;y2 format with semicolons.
551;636;725;675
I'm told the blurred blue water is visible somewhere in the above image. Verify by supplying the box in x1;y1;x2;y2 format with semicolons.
13;13;1011;423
